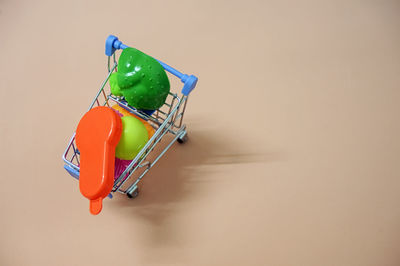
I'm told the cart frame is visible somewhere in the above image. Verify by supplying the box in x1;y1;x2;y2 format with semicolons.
62;35;198;198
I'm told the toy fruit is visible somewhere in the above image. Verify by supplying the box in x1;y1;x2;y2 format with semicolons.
75;106;122;215
114;158;137;180
109;47;170;110
115;116;149;160
111;104;155;139
109;72;122;96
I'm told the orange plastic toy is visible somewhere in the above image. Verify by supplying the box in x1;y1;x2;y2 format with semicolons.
111;104;155;139
75;106;122;215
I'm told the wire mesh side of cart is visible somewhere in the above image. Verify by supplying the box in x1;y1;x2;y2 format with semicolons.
62;49;192;197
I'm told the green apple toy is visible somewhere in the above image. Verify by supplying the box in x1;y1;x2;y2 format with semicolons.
115;116;149;160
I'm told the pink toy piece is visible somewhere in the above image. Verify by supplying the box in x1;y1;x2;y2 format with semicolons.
114;157;137;180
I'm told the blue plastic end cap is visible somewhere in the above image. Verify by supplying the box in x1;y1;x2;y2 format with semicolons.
105;35;119;56
64;164;80;180
181;75;198;96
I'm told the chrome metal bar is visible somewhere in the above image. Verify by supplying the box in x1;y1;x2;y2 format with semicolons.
89;63;117;110
122;125;177;193
177;96;188;128
168;95;175;115
112;101;182;191
113;120;173;191
126;128;186;195
156;109;167;116
139;161;150;168
71;142;80;166
101;90;110;107
107;95;152;121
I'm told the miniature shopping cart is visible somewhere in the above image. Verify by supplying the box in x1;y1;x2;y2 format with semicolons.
62;35;198;200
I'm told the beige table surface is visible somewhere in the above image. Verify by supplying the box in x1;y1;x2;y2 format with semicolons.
1;0;400;265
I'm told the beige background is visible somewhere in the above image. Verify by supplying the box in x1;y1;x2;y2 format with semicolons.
1;0;400;265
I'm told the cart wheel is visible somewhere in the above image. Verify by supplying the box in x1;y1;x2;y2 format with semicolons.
127;188;139;199
177;134;188;144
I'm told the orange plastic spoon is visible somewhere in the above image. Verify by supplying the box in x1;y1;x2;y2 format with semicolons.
75;107;122;215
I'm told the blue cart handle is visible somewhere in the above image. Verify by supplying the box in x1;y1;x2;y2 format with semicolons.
105;35;198;96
